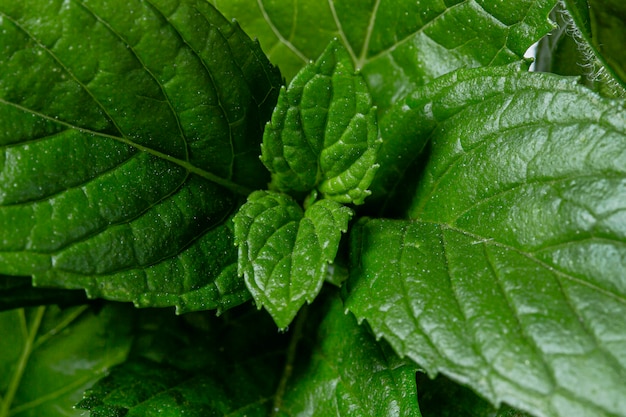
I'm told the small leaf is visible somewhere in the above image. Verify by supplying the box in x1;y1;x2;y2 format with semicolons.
234;191;352;329
0;0;281;312
0;304;134;417
279;291;421;417
347;67;626;417
261;39;381;205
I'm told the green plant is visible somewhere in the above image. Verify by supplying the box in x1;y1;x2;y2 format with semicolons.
0;0;625;416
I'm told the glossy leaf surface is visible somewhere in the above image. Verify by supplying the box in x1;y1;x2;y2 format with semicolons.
211;0;557;112
262;40;380;205
0;304;133;417
234;191;352;328
0;0;281;312
347;67;626;417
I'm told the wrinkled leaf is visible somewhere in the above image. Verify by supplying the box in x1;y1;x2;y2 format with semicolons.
347;67;626;417
261;39;380;205
234;191;352;329
278;291;421;417
211;0;557;112
0;0;281;312
0;303;134;417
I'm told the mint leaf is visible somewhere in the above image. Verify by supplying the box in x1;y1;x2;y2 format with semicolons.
79;305;289;417
279;292;421;417
0;304;133;417
347;67;626;417
261;40;380;205
211;0;557;112
234;191;352;329
0;0;281;312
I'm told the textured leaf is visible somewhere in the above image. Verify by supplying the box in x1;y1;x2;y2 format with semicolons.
211;0;557;112
234;191;352;329
347;67;626;417
0;303;133;417
261;39;380;205
278;291;421;417
0;0;281;312
78;306;289;417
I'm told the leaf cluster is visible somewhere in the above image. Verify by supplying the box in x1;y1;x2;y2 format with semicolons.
0;1;625;416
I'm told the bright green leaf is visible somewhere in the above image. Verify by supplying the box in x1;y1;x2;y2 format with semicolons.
261;39;380;205
211;0;557;112
347;67;626;417
278;291;421;417
234;191;352;329
0;0;281;312
0;304;134;417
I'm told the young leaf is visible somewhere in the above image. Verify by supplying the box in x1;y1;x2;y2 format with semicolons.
234;191;352;329
0;0;281;312
347;67;626;417
0;304;134;417
261;39;380;205
211;0;558;112
278;291;421;417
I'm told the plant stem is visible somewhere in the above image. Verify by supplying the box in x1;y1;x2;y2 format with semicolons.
0;307;45;417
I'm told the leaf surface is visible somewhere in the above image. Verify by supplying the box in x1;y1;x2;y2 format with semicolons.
279;292;421;417
211;0;557;112
261;39;380;204
234;191;352;329
347;67;626;417
0;304;133;417
0;0;281;312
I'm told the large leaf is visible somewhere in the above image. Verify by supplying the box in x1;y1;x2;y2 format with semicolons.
279;291;421;417
261;39;380;205
0;303;134;417
211;0;557;112
0;0;281;312
78;306;289;417
347;67;626;417
234;191;352;329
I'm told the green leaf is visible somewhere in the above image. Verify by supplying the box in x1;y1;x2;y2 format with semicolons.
234;191;352;329
278;291;421;417
347;67;626;417
78;306;289;417
211;0;557;112
0;0;281;312
0;303;134;417
261;39;380;205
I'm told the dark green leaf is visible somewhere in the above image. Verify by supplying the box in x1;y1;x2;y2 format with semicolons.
0;303;134;417
0;0;281;312
347;67;626;417
261;39;380;205
211;0;557;112
234;191;352;329
79;305;289;417
0;275;88;311
278;291;421;417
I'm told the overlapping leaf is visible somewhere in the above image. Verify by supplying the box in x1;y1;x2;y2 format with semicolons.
261;40;380;205
347;66;626;417
234;191;352;329
0;0;282;312
0;304;133;417
279;292;421;417
211;0;557;112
